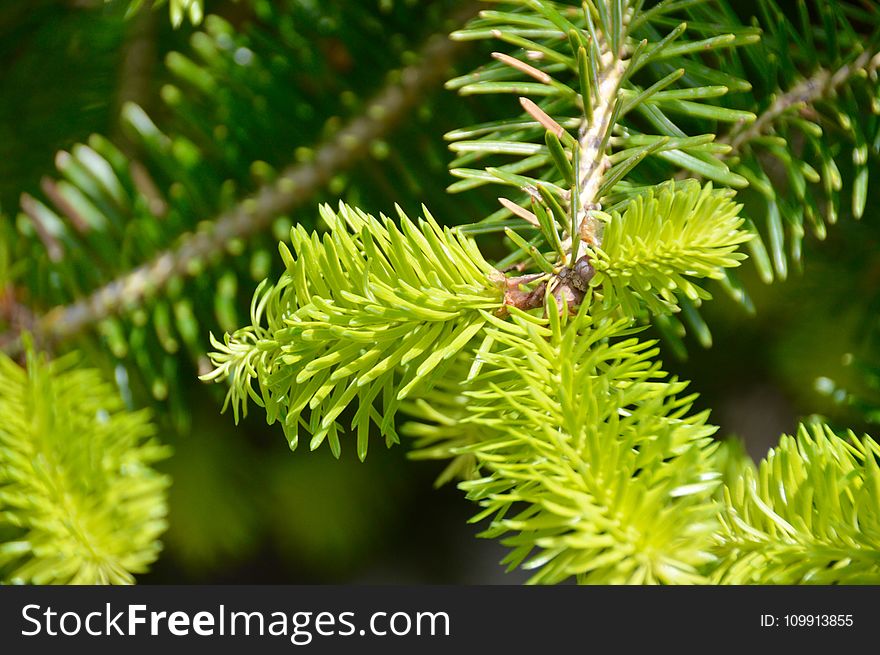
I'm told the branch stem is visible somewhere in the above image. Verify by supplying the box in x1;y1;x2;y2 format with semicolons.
574;11;634;254
724;48;879;154
576;58;625;229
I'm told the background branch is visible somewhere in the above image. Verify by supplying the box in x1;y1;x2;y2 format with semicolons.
0;6;478;356
724;48;879;154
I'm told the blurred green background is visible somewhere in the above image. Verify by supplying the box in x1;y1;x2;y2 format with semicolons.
1;0;877;583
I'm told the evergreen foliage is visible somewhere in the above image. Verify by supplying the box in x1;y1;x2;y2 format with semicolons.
590;180;749;315
719;0;880;282
714;423;880;584
2;0;879;584
8;1;469;424
449;300;721;584
0;345;169;584
203;204;504;459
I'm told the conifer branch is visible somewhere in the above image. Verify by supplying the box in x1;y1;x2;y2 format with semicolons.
0;12;476;357
446;0;759;316
450;299;722;584
725;47;879;155
203;203;505;460
591;180;749;315
0;345;170;584
713;423;880;584
15;0;870;586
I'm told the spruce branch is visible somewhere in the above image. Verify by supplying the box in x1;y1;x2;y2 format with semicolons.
0;344;170;584
0;15;474;357
202;203;505;460
713;423;880;584
447;0;758;220
446;0;757;314
591;180;750;316
724;47;880;156
700;3;880;282
451;298;722;584
181;0;880;586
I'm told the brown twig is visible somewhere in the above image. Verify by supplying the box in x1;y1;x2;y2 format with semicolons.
500;255;595;316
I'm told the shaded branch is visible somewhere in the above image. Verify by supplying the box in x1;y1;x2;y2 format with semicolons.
724;48;879;154
0;6;478;355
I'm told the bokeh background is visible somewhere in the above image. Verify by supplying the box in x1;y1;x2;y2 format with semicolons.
1;0;877;583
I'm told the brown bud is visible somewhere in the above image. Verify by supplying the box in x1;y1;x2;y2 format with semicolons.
570;255;595;292
500;280;547;315
551;281;584;315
